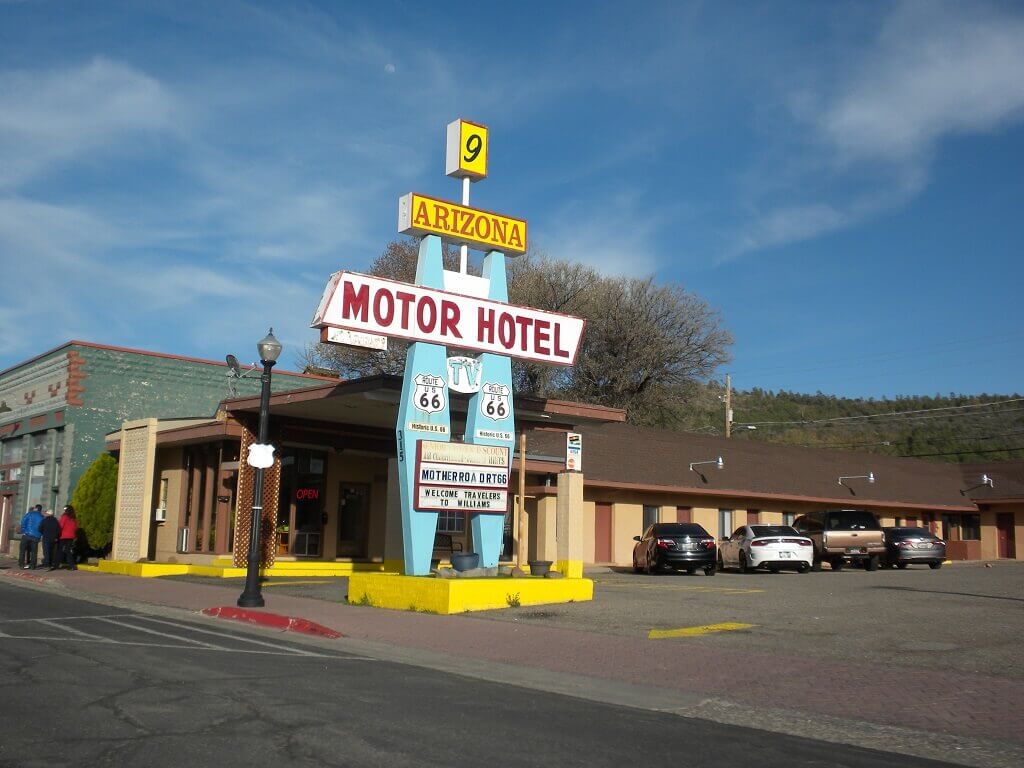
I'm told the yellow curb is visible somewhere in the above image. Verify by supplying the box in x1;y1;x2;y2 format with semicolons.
648;622;756;640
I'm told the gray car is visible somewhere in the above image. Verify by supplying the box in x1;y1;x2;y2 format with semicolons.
882;527;946;569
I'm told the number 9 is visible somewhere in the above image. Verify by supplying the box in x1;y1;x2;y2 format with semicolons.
464;134;482;163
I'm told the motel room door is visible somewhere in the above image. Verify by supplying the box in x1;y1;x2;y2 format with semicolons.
594;502;613;563
337;483;370;559
996;513;1016;559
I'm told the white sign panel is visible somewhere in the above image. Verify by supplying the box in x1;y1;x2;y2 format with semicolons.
324;326;388;351
417;462;510;488
566;432;582;472
312;271;584;366
417;486;508;512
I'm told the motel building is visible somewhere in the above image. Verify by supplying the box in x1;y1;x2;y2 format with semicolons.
101;373;1023;576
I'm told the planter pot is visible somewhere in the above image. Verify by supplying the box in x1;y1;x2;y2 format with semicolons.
450;552;480;572
529;560;553;577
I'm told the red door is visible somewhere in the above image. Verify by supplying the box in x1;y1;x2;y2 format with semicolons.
996;514;1017;559
594;502;613;563
676;506;692;524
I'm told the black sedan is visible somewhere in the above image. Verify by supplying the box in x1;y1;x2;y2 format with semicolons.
882;527;946;569
632;523;716;575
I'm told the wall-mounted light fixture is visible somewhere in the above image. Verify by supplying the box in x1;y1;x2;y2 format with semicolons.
690;456;724;483
961;474;995;495
838;472;875;487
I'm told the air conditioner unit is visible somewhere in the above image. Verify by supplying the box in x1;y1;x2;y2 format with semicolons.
153;508;167;523
178;527;190;553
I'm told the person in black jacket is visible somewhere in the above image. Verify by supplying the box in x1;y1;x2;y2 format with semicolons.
39;509;60;570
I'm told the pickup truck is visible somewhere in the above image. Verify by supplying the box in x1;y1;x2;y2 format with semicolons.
792;509;886;571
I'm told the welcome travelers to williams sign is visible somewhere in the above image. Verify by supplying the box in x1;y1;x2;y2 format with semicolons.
312;271;585;366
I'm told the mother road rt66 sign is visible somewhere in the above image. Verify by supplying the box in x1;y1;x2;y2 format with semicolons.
312;118;585;576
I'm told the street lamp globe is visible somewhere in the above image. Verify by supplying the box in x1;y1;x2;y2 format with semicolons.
257;328;282;364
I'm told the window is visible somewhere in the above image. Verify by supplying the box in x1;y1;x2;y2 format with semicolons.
28;464;46;507
3;438;24;465
895;517;903;527
30;433;47;462
782;512;795;526
158;477;169;509
437;510;465;534
961;514;981;541
718;509;733;539
643;505;659;530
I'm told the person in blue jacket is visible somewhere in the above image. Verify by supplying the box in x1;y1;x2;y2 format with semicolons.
19;504;45;569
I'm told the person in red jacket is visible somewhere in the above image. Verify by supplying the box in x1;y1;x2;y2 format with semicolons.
57;506;78;571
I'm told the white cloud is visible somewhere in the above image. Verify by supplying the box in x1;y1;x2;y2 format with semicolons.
0;57;177;188
731;1;1024;259
823;1;1024;163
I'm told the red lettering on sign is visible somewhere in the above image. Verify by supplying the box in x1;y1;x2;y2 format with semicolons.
475;215;491;240
478;307;495;344
508;223;524;250
514;315;533;351
498;312;515;349
440;300;463;339
554;322;569;359
413;199;430;227
434;205;449;231
295;488;320;501
373;288;394;326
342;282;370;322
459;210;474;236
417;295;437;333
534;319;551;355
396;291;416;330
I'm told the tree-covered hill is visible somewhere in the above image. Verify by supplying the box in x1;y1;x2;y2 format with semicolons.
672;385;1024;462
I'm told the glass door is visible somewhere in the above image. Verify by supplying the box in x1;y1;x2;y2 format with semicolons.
278;449;327;557
336;483;370;558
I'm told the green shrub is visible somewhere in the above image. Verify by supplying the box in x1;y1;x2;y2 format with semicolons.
70;453;118;548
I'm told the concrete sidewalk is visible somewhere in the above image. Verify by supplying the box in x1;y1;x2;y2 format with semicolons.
2;557;1021;767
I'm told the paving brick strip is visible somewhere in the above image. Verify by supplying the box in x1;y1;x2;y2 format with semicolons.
7;566;1022;747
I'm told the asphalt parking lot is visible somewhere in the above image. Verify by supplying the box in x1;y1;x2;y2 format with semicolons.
168;561;1024;680
474;561;1024;679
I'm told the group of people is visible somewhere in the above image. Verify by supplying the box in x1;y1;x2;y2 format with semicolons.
18;504;79;571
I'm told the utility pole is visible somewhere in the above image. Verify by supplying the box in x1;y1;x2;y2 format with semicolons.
725;374;732;438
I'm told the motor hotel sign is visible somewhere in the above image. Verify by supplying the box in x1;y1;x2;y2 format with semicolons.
313;271;584;366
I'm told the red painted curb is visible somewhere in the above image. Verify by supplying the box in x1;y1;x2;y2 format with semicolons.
201;606;343;639
1;569;54;584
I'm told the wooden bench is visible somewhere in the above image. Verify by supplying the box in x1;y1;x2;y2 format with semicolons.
433;532;463;557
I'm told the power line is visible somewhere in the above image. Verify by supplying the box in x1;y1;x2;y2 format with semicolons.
735;398;1024;428
898;445;1024;459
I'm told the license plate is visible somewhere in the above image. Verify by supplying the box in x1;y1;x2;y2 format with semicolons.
846;547;866;554
914;543;933;549
778;551;792;559
679;543;695;551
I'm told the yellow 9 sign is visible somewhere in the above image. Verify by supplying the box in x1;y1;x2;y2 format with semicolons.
446;119;488;180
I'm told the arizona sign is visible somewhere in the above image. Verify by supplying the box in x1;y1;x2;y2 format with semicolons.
312;271;584;366
398;193;527;255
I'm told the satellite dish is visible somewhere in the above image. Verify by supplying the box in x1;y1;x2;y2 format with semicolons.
226;354;241;377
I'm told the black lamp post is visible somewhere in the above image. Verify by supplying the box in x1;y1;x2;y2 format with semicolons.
237;328;283;608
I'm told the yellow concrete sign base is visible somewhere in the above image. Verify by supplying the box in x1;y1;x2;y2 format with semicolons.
348;572;593;614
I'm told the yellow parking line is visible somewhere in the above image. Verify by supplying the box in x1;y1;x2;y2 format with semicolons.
648;622;756;640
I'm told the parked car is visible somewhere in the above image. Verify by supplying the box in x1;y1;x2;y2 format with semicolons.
632;523;716;575
883;527;946;569
717;525;814;574
793;509;886;571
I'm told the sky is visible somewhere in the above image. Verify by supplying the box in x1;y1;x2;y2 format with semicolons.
1;0;1022;398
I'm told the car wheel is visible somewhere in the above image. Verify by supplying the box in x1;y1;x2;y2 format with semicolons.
929;562;942;570
897;562;908;569
717;552;725;572
632;555;642;574
797;562;810;574
811;558;822;572
739;551;753;574
644;555;655;575
831;558;844;572
865;555;879;572
704;564;715;576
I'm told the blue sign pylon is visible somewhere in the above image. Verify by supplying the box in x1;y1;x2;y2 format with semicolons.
396;235;451;575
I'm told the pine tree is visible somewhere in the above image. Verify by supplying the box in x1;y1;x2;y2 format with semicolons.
71;453;118;548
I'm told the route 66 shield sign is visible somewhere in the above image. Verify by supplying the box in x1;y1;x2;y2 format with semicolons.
413;373;447;414
480;382;510;421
